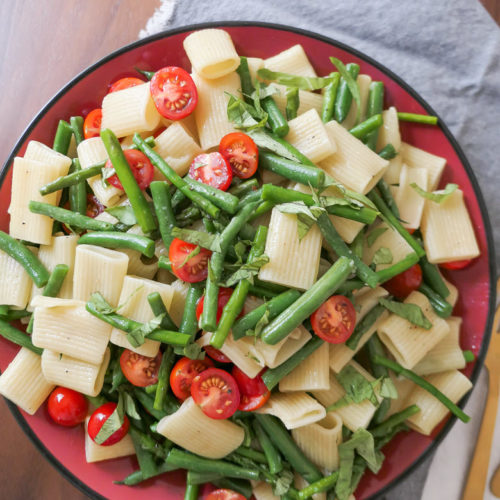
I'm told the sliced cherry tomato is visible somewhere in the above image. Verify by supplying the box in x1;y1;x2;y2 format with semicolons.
108;77;144;93
120;349;162;387
384;264;423;300
47;387;88;427
170;357;214;401
83;108;102;139
232;366;270;411
191;367;240;419
104;149;154;191
219;132;258;179
206;489;246;500
204;345;232;363
311;295;356;344
195;287;235;324
440;259;474;270
169;238;212;283
150;66;198;120
87;402;130;446
86;194;105;218
188;152;232;191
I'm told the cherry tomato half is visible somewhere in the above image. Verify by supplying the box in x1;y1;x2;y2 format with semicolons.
219;132;258;179
120;349;162;387
150;66;198;120
108;77;144;93
83;108;102;139
47;387;88;427
86;194;105;218
232;366;270;412
87;402;130;446
311;295;356;344
170;357;214;401
169;238;212;283
206;489;246;500
384;264;422;300
440;259;474;270
104;149;154;191
188;152;233;191
204;345;232;363
191;367;240;419
195;287;235;325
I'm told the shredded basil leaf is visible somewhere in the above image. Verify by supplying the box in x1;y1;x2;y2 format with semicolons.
226;92;268;130
89;292;116;315
379;297;432;329
277;201;325;240
178;245;201;269
94;393;125;445
171;227;221;252
105;205;137;225
379;377;398;399
285;86;300;120
330;57;362;124
410;182;458;203
220;254;270;287
257;68;335;91
127;314;164;348
123;391;141;420
273;468;294;496
372;247;393;265
247;128;300;162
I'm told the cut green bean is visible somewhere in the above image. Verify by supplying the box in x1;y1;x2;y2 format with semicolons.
52;120;73;154
377;178;400;218
180;285;204;339
247;284;279;299
115;461;178;486
253;419;283;474
0;319;42;355
420;255;450;299
42;264;69;297
321;72;340;123
262;96;289;137
286;87;300;120
235;446;268;464
184;483;199;500
229;179;259;197
298;471;339;500
345;304;385;350
254;129;316;166
247;201;274;222
213;478;252;499
236;56;255;104
69;158;87;215
364;81;384;150
69;116;85;145
150;181;176;248
40;163;104;195
397;112;438;125
463;350;475;363
378;143;398;160
135;68;155;80
132;388;167;420
349;114;383;139
349;227;365;259
376;252;420;283
236;188;262;211
147;292;177;331
370;405;421;438
154;346;175;411
77;231;155;258
186;470;221;485
334;63;360;124
418;283;453;318
184;176;239;214
0;231;50;288
129;427;158;479
144;383;158;395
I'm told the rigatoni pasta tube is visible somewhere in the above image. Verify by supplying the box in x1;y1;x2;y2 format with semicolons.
376;107;401;152
400;142;446;190
342;74;372;130
271;84;323;118
0;247;35;308
395;164;428;230
264;44;317;77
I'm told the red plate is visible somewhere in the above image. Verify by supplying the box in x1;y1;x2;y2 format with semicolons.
0;22;495;500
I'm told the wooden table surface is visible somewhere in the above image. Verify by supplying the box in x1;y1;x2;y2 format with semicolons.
0;1;498;499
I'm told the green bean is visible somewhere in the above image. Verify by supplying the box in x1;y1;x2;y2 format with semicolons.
150;181;176;249
0;231;50;288
262;96;289;137
370;405;421;438
77;231;155;258
321;72;340;123
463;350;475;363
253;419;283;474
133;134;220;219
232;289;301;340
236;188;262;210
371;354;470;422
420;255;450;298
180;285;204;338
247;284;279;299
397;112;438;125
129;427;159;479
253;279;288;294
0;319;42;355
135;68;155;81
166;448;260;481
153;346;175;411
247;201;275;223
378;143;398;160
377;178;400;218
286;87;300;120
334;63;360;124
184;176;239;214
184;483;199;500
203;217;217;234
229;179;259;197
257;130;316;166
69;116;85;145
133;388;168;420
236;56;255;104
316;213;379;288
69;158;87;215
115;462;178;486
145;383;158;394
101;129;157;234
349;227;365;259
40;163;104;195
255;414;322;483
235;446;268;464
364;81;384;150
186;470;221;485
0;305;8;317
213;478;252;499
147;292;177;331
345;304;385;350
297;471;339;500
171;188;188;211
349;114;383;139
211;226;268;349
259;152;325;189
418;283;453;318
0;309;31;322
376;252;420;284
368;190;425;258
52;120;73;154
261;336;324;390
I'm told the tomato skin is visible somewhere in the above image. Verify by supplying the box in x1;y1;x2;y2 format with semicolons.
206;489;246;500
204;345;232;363
47;387;88;427
104;149;154;191
86;194;105;218
83;108;102;139
232;366;270;411
108;77;144;93
191;367;240;419
120;349;162;387
150;67;198;120
311;295;356;344
384;264;423;299
440;259;474;270
87;402;130;446
219;132;258;179
188;153;233;191
170;357;214;401
169;238;212;283
195;287;235;324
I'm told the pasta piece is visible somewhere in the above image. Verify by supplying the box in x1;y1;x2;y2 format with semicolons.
256;392;326;429
77;137;122;207
168;279;190;327
110;275;174;357
271;84;323;117
292;413;343;470
400;142;446;190
377;291;450;369
84;417;135;463
264;45;317;77
376;107;401;152
247;57;264;81
342;74;372;130
413;317;465;375
0;348;54;415
383;153;403;186
319;121;389;194
395;164;428;230
157;397;244;458
279;342;330;392
405;370;472;435
329;215;364;245
0;247;35;308
73;245;128;306
183;29;240;79
258;206;322;290
252;482;279;500
101;82;161;138
385;374;416;417
192;71;240;150
41;348;110;397
421;189;480;264
32;298;111;364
